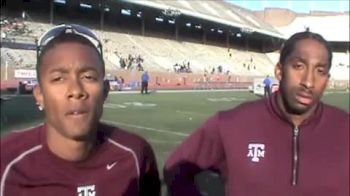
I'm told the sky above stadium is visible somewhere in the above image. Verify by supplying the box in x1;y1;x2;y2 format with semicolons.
227;0;349;13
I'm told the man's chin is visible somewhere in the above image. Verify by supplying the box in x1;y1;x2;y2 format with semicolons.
289;103;313;115
71;134;91;141
66;127;95;141
60;118;100;141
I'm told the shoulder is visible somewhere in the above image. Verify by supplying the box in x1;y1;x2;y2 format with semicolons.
99;123;154;159
1;125;43;154
322;103;349;123
196;98;266;134
101;123;150;148
1;125;43;172
218;98;266;121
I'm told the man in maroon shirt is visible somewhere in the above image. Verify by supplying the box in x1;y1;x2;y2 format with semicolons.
164;31;349;196
1;24;160;196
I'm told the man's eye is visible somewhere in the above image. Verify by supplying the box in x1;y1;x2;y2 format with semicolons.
83;75;97;81
293;63;304;69
51;77;63;82
316;68;328;76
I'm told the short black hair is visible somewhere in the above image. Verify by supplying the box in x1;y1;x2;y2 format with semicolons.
36;33;105;82
279;31;332;69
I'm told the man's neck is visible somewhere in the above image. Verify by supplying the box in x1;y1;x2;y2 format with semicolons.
288;113;309;127
276;93;316;127
46;127;96;162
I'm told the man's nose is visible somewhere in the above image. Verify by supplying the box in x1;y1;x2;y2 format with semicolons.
301;67;315;89
67;79;88;99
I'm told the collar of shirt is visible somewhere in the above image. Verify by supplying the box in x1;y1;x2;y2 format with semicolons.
266;92;323;129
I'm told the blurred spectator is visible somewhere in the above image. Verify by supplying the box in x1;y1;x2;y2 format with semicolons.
173;61;191;73
217;65;223;73
263;75;272;97
16;81;26;94
141;71;149;94
137;63;144;71
119;76;125;91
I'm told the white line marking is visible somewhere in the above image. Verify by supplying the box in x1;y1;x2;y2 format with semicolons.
124;102;157;107
207;97;246;102
324;91;350;95
104;103;127;109
102;120;189;137
11;123;44;133
148;139;182;144
175;110;208;116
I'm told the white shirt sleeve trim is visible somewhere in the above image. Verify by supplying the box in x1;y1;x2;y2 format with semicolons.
107;138;140;178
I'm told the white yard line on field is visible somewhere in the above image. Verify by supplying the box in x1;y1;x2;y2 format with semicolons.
324;91;350;95
102;120;189;137
175;110;208;116
148;138;182;145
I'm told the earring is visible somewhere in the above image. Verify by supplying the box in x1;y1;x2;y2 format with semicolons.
37;104;44;111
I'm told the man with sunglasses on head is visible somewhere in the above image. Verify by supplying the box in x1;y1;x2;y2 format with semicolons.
1;24;160;196
164;31;349;196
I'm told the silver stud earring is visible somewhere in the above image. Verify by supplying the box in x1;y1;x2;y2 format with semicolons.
38;105;44;111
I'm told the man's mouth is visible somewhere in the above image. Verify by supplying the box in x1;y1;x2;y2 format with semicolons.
295;92;313;105
66;109;88;117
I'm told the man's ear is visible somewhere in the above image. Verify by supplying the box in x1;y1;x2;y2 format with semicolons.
275;62;283;81
103;80;110;100
33;84;44;110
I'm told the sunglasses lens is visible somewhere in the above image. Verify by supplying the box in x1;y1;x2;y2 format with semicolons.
71;24;99;40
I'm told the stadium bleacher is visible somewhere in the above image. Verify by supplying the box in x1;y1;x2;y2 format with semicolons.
1;2;349;92
0;48;36;69
3;19;277;75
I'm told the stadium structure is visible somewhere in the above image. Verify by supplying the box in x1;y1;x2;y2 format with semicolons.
0;2;349;195
0;0;349;92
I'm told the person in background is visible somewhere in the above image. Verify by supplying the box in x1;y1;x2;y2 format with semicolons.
263;75;272;97
141;71;149;94
1;24;160;196
16;81;23;94
164;31;349;196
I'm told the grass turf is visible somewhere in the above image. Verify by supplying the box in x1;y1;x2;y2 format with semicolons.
1;90;349;195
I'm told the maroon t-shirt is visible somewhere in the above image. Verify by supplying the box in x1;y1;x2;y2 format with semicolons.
164;92;349;196
1;123;160;196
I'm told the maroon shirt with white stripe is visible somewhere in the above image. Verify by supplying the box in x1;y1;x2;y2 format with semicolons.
164;92;349;196
1;123;160;196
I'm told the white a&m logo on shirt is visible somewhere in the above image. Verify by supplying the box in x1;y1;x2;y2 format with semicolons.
77;185;96;196
247;143;265;162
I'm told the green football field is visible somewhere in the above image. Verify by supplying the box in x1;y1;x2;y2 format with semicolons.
1;90;349;195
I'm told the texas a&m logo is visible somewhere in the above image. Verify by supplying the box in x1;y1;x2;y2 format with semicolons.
77;184;96;196
247;143;265;162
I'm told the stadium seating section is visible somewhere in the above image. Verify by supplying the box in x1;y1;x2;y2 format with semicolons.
1;9;349;91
